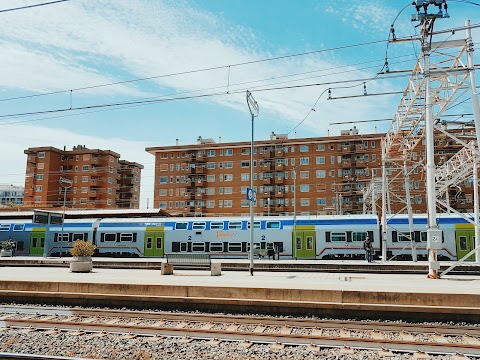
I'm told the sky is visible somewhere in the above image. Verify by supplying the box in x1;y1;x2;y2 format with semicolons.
0;0;479;208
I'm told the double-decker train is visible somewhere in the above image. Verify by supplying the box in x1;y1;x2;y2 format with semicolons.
0;213;477;261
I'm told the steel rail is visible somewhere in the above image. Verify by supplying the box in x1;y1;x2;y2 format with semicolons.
1;305;480;336
3;316;480;357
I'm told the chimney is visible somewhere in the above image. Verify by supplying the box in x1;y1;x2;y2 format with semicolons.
197;136;202;144
176;139;179;146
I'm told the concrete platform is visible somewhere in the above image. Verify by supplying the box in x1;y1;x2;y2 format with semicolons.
1;263;480;322
2;256;480;274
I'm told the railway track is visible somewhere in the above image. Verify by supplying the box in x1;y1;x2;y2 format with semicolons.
0;305;480;358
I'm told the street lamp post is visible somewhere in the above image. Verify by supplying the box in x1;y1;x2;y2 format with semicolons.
246;90;259;276
59;177;73;258
293;168;297;259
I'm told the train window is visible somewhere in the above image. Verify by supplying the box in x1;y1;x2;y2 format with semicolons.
210;222;224;230
175;222;188;230
228;222;242;230
40;238;45;247
32;238;38;247
0;224;10;231
192;222;206;230
306;237;313;250
296;237;302;250
246;243;261;251
192;243;205;252
266;243;274;250
104;233;117;242
246;221;261;229
398;233;411;242
180;242;187;252
331;232;346;242
13;224;25;231
73;233;85;241
58;234;69;242
266;221;280;229
146;237;153;249
156;237;162;248
421;232;427;242
210;243;223;252
228;242;242;252
120;233;134;242
352;232;367;242
459;236;467;251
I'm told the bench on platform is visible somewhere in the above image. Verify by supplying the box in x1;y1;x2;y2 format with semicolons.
161;253;221;276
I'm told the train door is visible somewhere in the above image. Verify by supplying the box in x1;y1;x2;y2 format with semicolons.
455;225;475;261
292;227;316;259
144;227;164;257
30;228;45;255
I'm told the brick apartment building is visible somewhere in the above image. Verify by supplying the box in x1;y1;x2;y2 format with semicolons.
24;145;143;209
146;129;388;216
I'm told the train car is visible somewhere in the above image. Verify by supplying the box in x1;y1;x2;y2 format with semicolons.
0;219;34;255
94;217;168;257
161;214;380;260
47;218;100;257
385;213;474;261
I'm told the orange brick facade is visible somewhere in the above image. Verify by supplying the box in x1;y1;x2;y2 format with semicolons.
24;146;143;209
147;132;386;216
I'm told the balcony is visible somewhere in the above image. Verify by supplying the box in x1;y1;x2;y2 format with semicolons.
274;177;284;185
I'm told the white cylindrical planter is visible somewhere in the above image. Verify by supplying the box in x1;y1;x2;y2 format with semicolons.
0;249;13;257
69;256;93;273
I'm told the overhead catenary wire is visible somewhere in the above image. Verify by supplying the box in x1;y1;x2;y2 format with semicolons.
0;0;69;13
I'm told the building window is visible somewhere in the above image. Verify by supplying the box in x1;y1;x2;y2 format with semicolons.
224;200;233;207
316;157;325;164
225;149;233;156
300;171;309;179
223;187;233;194
35;196;41;203
108;188;113;194
316;144;325;151
80;198;87;204
81;187;88;193
36;174;44;180
241;161;250;168
291;158;295;166
300;185;310;192
241;173;250;181
159;177;168;183
317;198;327;205
82;165;89;171
207;150;215;157
300;198;310;206
207;175;215;182
316;170;326;178
82;176;88;182
108;177;113;183
300;145;309;152
38;152;45;158
38;163;45;170
371;141;376;148
207;162;215;169
224;174;233;181
35;185;42;191
300;158;309;165
159;189;167;196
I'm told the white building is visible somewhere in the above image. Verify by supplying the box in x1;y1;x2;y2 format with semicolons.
0;185;24;206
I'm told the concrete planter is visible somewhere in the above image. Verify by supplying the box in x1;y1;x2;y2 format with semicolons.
69;256;93;273
0;249;13;257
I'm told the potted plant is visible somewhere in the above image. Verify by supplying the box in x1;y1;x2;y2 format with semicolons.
69;240;96;273
0;239;15;257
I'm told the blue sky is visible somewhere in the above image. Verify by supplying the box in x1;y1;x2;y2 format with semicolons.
0;0;478;207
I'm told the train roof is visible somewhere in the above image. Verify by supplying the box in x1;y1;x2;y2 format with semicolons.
0;208;170;220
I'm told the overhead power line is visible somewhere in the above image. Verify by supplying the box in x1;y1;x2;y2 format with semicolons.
0;0;69;13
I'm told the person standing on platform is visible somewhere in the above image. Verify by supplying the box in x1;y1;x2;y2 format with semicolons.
363;236;373;263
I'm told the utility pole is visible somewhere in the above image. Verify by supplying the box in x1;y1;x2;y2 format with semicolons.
59;177;73;258
411;0;449;278
246;90;259;276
